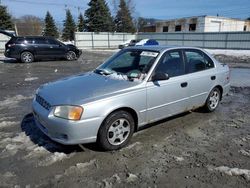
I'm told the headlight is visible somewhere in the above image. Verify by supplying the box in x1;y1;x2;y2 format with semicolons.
54;105;83;120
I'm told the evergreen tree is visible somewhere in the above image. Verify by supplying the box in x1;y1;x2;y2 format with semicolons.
85;0;114;32
0;5;14;30
115;0;135;33
62;9;76;41
44;11;59;38
77;13;85;32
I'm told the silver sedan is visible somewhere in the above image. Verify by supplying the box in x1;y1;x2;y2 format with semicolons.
32;46;230;150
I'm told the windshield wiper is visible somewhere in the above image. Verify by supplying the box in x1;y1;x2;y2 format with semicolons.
94;68;114;76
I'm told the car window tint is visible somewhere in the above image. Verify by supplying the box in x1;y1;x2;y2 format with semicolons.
155;50;185;78
185;50;214;73
34;38;46;44
203;53;214;69
103;50;158;74
185;50;206;73
108;52;134;70
23;38;34;44
47;39;59;45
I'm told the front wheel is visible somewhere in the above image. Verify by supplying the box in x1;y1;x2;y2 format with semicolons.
97;111;135;151
20;51;34;63
204;87;221;112
66;51;77;61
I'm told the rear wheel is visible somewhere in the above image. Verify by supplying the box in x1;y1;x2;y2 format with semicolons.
20;51;34;63
204;87;221;112
97;111;134;151
66;51;76;61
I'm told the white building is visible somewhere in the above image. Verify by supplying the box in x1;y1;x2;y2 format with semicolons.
155;15;250;32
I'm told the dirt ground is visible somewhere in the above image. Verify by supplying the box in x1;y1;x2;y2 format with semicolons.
0;51;250;188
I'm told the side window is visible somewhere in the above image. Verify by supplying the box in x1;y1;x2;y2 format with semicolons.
185;50;214;73
155;50;185;78
203;53;214;69
47;39;59;45
34;38;46;44
23;38;34;44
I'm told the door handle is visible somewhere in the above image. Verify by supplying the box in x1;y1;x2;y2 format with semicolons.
181;82;188;88
211;76;216;80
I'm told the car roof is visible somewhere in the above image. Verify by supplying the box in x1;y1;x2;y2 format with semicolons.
15;36;55;39
128;45;204;53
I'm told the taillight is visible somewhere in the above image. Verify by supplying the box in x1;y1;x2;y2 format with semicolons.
7;43;15;47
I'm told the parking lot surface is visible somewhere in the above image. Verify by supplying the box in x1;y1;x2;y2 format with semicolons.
0;51;250;187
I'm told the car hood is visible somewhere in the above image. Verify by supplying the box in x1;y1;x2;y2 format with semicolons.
37;72;139;106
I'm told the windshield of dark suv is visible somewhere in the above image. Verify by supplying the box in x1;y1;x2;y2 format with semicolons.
95;49;159;82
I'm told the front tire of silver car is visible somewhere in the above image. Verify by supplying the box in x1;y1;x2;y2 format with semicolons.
97;111;134;151
66;51;76;61
21;51;34;63
204;87;221;112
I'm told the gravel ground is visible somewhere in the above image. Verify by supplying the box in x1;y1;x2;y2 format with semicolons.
0;51;250;188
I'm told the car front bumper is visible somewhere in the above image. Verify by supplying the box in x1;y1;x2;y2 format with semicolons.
32;99;104;145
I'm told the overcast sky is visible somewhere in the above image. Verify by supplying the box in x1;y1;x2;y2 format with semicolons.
2;0;250;25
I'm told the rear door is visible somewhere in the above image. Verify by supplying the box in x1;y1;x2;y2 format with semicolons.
146;50;189;123
183;49;216;110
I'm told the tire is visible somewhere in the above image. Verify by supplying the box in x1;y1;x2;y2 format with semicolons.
97;110;135;151
20;51;34;63
204;87;221;112
66;51;77;61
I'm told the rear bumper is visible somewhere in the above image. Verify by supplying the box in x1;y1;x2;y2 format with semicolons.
4;49;19;59
32;99;104;145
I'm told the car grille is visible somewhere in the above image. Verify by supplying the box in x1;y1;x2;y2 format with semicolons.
36;94;51;110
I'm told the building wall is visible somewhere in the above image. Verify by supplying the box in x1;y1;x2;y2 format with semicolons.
155;16;205;32
155;16;249;33
204;16;246;32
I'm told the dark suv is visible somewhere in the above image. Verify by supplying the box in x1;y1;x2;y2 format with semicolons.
5;36;82;63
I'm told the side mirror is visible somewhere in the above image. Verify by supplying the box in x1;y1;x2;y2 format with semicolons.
151;72;169;81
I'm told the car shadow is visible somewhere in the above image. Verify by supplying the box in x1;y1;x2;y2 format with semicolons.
21;113;87;154
0;58;18;63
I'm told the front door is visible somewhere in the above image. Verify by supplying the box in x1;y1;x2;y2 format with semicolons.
146;50;189;123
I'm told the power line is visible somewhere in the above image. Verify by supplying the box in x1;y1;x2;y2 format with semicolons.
3;0;86;10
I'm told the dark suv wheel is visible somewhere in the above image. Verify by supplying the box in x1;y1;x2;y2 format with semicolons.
66;51;76;61
21;51;34;63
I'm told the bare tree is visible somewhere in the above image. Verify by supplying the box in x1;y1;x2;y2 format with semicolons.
15;15;44;36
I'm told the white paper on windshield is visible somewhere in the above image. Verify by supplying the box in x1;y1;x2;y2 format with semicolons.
141;51;158;57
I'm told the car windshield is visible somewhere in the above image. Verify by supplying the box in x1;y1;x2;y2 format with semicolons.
95;49;159;82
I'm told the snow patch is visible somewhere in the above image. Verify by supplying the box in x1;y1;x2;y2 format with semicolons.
126;173;138;183
173;156;184;162
208;165;250;181
206;49;250;57
0;121;17;128
239;149;250;157
102;173;121;187
0;95;33;109
63;159;96;176
38;152;71;166
24;77;38;82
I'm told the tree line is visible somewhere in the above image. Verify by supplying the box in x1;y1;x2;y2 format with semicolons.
0;0;136;41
